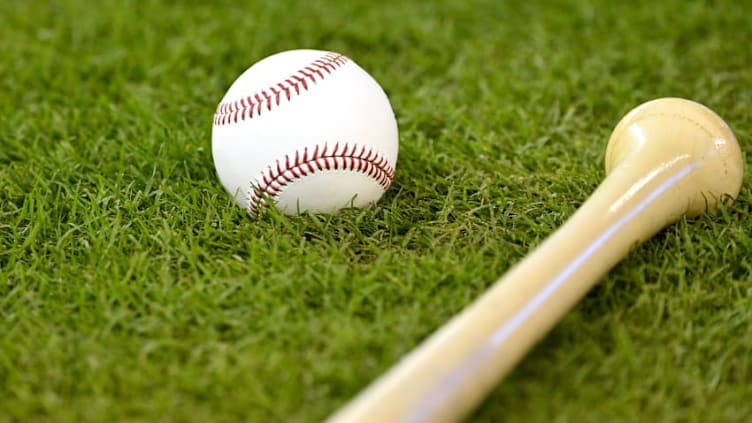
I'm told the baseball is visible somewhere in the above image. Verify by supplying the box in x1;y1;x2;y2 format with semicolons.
211;49;399;216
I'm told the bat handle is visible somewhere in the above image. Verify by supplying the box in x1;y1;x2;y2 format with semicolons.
326;98;742;423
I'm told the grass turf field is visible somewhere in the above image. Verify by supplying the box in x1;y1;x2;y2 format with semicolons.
1;0;751;421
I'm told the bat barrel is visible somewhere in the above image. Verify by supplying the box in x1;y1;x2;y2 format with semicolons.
326;98;742;423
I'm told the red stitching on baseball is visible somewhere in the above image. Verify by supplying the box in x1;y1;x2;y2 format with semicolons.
214;52;349;126
247;142;395;216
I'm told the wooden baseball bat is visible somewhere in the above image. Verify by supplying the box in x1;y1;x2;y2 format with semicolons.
326;98;744;423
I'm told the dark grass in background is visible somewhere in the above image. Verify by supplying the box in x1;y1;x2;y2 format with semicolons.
1;0;750;421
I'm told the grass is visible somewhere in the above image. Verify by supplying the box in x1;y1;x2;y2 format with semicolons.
1;0;750;421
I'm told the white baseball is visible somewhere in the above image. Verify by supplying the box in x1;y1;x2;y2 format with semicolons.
211;49;399;216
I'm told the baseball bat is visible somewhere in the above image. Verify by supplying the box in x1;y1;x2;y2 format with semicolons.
326;98;744;423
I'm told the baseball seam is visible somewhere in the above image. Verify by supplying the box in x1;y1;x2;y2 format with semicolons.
248;142;395;216
213;52;350;126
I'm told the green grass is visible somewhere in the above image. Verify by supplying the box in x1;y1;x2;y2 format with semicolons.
1;0;751;421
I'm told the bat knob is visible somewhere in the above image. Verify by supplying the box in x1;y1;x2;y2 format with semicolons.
604;97;744;216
